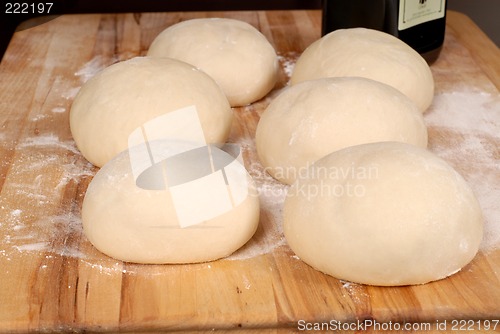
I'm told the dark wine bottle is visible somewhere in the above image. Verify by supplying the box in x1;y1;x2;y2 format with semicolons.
322;0;447;63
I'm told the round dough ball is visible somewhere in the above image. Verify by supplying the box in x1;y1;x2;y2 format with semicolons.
256;77;427;185
284;142;483;286
147;18;279;107
70;57;232;167
82;141;260;264
291;28;434;112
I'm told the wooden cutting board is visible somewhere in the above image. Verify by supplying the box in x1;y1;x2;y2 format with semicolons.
0;10;499;332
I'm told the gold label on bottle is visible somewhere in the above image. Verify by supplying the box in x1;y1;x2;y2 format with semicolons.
398;0;446;30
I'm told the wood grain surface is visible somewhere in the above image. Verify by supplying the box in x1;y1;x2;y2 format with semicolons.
0;10;499;333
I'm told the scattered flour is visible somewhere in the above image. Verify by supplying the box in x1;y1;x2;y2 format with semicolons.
11;209;22;217
74;55;115;84
52;107;66;113
424;89;500;253
425;91;499;136
30;114;48;121
0;135;96;262
62;87;80;100
277;52;299;80
225;138;288;261
59;54;119;103
339;279;369;305
14;242;50;252
17;134;81;155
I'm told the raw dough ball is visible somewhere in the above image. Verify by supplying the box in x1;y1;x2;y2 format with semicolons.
70;57;232;167
82;141;260;264
147;18;279;107
284;142;483;286
291;28;434;112
255;77;427;185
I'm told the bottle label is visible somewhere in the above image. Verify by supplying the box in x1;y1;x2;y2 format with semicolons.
398;0;446;30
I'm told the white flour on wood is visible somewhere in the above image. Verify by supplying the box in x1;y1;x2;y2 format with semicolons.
424;89;500;253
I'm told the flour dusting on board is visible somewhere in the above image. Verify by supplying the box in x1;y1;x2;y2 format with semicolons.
424;89;500;253
0;135;95;261
225;138;288;260
74;55;115;83
277;52;299;79
1;54;499;276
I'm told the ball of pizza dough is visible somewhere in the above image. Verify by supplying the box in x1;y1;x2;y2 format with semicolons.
291;28;434;112
283;142;483;286
147;18;279;107
70;57;232;167
255;77;427;185
82;141;260;264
